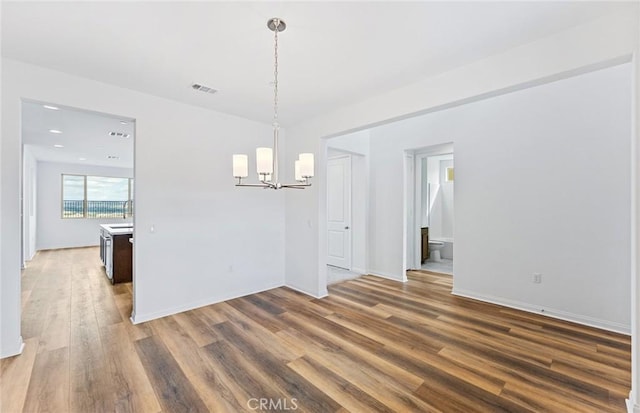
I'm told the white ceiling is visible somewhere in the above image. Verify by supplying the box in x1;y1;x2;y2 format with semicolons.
2;2;634;128
22;101;134;168
11;2;631;169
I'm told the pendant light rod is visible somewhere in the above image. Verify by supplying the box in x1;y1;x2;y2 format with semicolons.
272;18;281;185
232;18;314;190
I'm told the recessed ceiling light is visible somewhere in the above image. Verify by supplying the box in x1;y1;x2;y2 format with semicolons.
49;129;62;134
43;105;59;110
53;144;64;148
78;157;87;161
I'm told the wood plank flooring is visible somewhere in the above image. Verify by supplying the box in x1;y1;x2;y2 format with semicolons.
0;247;631;412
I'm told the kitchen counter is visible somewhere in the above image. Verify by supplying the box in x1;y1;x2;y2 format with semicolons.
100;223;133;236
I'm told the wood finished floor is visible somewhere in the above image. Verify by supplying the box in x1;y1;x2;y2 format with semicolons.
0;247;631;412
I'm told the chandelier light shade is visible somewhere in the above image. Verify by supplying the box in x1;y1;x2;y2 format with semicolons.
232;18;314;189
256;147;273;176
298;153;314;178
232;154;248;178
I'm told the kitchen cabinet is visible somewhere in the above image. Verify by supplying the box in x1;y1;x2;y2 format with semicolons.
99;224;133;284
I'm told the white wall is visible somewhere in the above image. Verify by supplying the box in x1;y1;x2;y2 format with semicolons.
368;63;631;332
438;159;454;242
22;146;37;263
281;12;638;360
424;154;454;241
1;59;286;356
284;11;638;301
421;159;429;227
36;161;133;250
633;11;640;409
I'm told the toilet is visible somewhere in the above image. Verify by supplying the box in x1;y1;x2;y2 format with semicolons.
428;240;445;262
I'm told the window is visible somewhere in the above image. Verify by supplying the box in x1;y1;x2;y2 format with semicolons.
62;175;85;218
62;174;134;219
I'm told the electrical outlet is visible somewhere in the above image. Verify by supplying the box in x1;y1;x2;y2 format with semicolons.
533;273;542;284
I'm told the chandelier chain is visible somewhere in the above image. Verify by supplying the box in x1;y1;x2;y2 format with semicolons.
273;19;279;125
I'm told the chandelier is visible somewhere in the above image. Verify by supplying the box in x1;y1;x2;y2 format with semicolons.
232;18;314;189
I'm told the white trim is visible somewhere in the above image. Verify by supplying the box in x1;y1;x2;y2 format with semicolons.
626;393;640;413
630;47;640;413
131;282;284;324
368;270;407;283
0;336;24;359
452;288;630;335
327;154;352;161
286;282;328;299
404;152;415;274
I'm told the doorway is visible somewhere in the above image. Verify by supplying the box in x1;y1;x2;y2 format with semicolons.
20;100;136;313
325;133;369;285
405;143;454;275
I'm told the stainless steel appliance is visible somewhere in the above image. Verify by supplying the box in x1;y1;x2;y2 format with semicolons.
99;228;113;280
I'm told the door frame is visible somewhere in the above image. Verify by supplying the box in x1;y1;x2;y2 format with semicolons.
404;152;415;274
405;143;455;272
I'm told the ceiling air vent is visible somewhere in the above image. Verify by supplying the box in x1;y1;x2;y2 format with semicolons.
192;83;217;94
109;131;130;138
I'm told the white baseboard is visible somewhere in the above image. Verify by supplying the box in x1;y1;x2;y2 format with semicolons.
38;244;100;251
452;288;630;335
131;282;284;324
368;269;407;282
285;283;328;299
0;336;25;359
627;391;640;413
351;267;367;275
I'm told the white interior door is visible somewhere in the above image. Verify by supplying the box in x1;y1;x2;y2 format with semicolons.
327;156;352;270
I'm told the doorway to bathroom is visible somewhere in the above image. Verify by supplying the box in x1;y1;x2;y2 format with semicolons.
406;143;454;275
